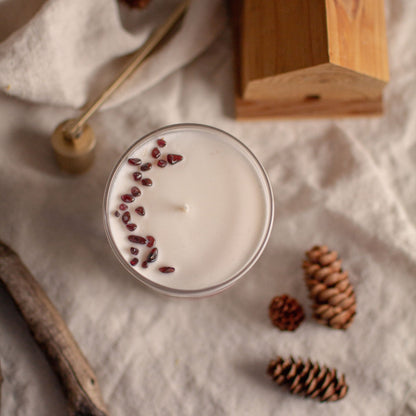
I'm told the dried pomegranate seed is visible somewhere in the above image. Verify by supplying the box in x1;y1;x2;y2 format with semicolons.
119;204;128;211
146;248;158;263
130;247;139;255
121;194;135;203
114;211;120;217
128;235;147;244
126;223;137;231
135;206;145;216
151;147;161;159
157;160;167;168
122;212;130;224
133;172;142;181
167;154;183;165
131;186;141;197
130;258;139;266
146;235;155;247
142;178;152;187
142;261;148;269
159;267;175;273
128;158;142;166
141;163;152;171
157;138;166;148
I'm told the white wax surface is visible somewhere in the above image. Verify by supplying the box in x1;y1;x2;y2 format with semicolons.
106;126;272;292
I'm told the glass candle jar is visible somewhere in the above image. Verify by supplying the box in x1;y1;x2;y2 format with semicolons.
103;124;274;297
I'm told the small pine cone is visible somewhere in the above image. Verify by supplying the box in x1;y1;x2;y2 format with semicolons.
267;356;348;402
303;245;356;329
269;294;305;331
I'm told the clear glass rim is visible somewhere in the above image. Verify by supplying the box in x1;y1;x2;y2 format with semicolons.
103;123;275;298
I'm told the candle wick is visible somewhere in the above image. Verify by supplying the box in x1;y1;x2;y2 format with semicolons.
179;204;190;213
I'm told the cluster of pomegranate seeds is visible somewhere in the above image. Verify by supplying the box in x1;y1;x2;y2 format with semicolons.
133;172;142;181
128;158;142;166
151;147;161;159
121;194;135;203
141;163;152;171
135;206;145;216
128;235;147;244
157;138;166;147
146;235;155;247
130;258;139;266
131;186;141;197
167;154;183;165
122;212;130;224
159;267;175;274
142;178;152;187
114;138;182;274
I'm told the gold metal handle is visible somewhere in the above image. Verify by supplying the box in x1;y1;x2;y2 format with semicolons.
64;0;190;140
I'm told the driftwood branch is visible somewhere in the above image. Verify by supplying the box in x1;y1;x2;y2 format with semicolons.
0;360;2;412
0;240;109;416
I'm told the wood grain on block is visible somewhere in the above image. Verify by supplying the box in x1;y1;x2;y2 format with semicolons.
236;96;383;119
230;0;389;119
0;240;109;416
326;0;389;82
240;0;329;96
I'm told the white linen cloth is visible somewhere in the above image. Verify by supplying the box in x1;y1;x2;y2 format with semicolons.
0;0;416;415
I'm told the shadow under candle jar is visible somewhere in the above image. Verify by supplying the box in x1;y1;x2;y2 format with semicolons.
103;123;274;297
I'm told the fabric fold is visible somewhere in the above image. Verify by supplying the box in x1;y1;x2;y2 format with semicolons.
0;0;226;109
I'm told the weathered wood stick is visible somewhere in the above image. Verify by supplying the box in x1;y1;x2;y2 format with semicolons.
0;240;109;416
0;360;2;412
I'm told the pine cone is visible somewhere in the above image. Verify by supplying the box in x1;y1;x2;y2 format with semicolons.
269;294;305;331
303;245;356;329
267;356;348;402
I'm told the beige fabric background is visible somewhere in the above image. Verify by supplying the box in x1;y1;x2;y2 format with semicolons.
0;0;416;415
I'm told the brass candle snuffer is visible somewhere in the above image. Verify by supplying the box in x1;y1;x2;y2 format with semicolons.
51;0;190;174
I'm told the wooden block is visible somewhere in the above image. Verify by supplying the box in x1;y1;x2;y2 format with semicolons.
231;0;389;119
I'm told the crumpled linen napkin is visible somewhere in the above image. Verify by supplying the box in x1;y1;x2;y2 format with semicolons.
0;0;226;108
